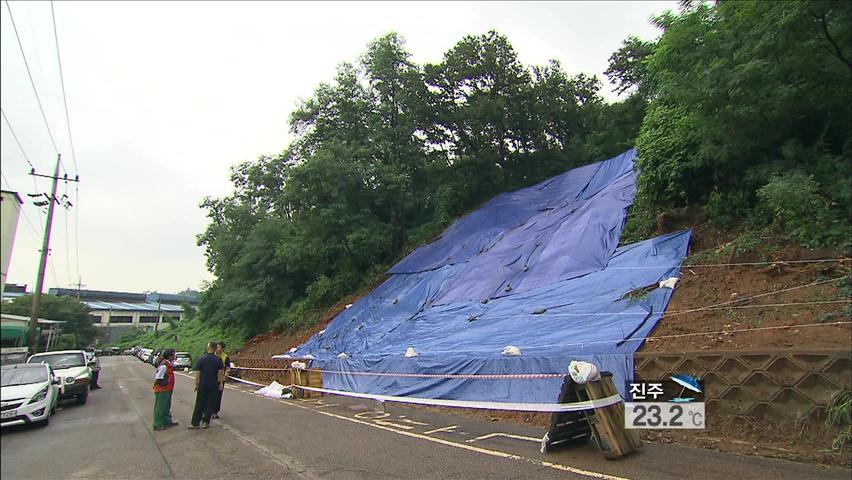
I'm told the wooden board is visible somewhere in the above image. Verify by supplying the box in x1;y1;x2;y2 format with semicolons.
575;373;642;459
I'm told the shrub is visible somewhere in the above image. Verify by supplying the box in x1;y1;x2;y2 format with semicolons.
755;172;842;247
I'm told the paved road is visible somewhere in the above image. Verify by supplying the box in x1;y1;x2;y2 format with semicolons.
1;356;848;480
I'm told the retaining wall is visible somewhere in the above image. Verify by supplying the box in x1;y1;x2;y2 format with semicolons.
635;349;851;427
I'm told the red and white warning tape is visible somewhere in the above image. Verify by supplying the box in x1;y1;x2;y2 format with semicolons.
227;375;620;412
309;369;565;379
293;385;622;412
231;366;565;380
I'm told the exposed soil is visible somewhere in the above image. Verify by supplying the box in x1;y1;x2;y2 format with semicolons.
237;289;371;358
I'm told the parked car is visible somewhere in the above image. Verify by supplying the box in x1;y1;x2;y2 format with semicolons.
173;352;192;370
27;350;92;405
1;346;30;366
139;349;152;363
1;363;60;427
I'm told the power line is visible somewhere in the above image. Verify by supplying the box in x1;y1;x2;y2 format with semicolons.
63;184;72;286
50;0;77;177
1;108;35;170
49;1;81;283
73;183;79;286
4;0;59;154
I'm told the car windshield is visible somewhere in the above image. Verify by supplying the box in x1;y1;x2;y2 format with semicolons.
176;354;190;359
1;367;48;386
30;353;85;369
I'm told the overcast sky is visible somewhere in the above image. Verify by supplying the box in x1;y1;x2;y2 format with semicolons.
0;1;675;294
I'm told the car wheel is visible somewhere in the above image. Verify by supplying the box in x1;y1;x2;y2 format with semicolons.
77;392;88;405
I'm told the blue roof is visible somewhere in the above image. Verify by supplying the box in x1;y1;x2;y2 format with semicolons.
84;301;183;312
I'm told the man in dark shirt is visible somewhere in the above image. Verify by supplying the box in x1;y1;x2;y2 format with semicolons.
189;342;224;429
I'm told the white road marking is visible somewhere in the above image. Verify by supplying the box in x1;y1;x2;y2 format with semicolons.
466;433;542;444
354;411;390;419
374;420;415;430
202;372;630;480
423;425;458;434
398;418;429;426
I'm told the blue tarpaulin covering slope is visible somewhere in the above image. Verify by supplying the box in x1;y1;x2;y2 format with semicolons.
292;149;691;404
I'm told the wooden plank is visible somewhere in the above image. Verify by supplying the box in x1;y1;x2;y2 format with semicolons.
575;376;640;460
600;375;643;450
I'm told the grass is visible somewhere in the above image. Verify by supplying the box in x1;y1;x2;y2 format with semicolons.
107;318;245;362
826;390;852;452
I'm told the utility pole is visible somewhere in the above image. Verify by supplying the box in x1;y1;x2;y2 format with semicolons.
154;296;161;334
70;276;85;300
28;154;79;352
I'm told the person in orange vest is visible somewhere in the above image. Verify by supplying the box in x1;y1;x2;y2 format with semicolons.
153;349;178;431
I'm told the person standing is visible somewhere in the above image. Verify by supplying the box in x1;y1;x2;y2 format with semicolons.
153;349;178;431
189;342;224;430
211;341;231;419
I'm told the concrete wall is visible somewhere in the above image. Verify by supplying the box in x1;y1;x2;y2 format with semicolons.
0;191;23;295
635;349;851;427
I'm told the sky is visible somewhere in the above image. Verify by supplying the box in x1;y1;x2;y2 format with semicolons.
0;1;676;295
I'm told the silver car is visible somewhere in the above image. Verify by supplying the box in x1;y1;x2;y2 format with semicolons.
173;352;192;371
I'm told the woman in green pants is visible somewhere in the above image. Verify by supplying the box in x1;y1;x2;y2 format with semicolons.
153;349;178;431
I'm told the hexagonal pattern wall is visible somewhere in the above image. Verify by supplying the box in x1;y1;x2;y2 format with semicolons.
635;349;851;428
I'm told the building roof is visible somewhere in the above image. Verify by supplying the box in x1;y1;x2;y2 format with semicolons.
0;190;23;205
49;288;199;305
1;313;66;325
3;284;27;294
84;300;183;312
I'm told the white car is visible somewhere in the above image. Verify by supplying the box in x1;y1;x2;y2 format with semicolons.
1;363;60;427
28;350;92;405
173;352;192;371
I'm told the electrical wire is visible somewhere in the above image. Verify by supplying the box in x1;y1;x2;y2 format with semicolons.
3;0;59;154
50;1;77;176
0;108;36;170
50;1;81;285
63;183;72;286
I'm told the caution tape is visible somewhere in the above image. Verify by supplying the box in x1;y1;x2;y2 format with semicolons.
293;385;623;413
226;375;266;388
228;375;619;412
231;366;290;372
310;369;565;379
231;366;566;380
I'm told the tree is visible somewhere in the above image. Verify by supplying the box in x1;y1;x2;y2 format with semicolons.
3;294;99;349
196;31;640;335
605;36;655;98
630;0;851;242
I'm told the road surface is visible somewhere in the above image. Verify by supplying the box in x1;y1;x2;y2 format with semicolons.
1;356;847;480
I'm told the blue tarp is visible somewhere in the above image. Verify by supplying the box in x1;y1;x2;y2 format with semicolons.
293;149;691;404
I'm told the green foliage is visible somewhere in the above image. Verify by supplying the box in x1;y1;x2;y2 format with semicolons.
195;4;851;343
57;334;77;350
109;318;244;364
629;0;851;242
826;390;852;451
754;172;844;247
197;30;644;337
3;294;99;349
